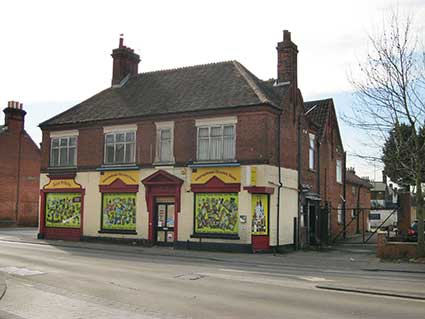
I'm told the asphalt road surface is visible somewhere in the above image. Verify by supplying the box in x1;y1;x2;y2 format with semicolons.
0;230;424;318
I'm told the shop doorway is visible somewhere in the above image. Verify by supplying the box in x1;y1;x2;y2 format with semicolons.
251;193;270;252
154;199;175;246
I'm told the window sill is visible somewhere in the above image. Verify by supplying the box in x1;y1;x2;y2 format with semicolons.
189;161;239;168
47;167;77;176
153;161;176;167
190;233;240;240
48;166;77;170
98;229;138;235
97;165;139;171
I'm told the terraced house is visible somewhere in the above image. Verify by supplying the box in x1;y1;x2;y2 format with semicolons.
38;31;369;251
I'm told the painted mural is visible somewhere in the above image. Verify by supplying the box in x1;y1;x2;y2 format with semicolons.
45;193;81;228
102;193;136;231
195;193;238;234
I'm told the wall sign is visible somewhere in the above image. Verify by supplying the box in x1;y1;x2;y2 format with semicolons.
102;193;136;231
251;194;268;235
195;193;239;234
191;167;240;184
45;193;81;228
250;167;257;186
100;170;139;186
44;179;81;190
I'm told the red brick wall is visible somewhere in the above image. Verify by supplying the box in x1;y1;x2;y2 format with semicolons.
40;106;285;170
174;118;196;165
377;233;417;258
0;128;40;226
78;127;103;169
280;91;299;170
137;121;156;165
40;130;50;170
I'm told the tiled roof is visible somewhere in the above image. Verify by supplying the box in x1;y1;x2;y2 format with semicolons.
304;98;333;137
40;61;288;127
346;170;373;188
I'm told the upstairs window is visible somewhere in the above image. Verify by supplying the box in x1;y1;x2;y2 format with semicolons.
104;131;135;165
155;122;174;164
309;133;315;170
197;125;235;161
50;136;77;167
336;159;342;184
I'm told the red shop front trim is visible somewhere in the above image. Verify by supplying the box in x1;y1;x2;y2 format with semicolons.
142;170;183;242
39;187;86;241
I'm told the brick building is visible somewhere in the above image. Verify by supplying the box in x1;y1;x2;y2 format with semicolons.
299;99;372;245
0;101;40;226
37;31;370;250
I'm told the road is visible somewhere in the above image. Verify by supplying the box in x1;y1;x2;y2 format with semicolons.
0;229;424;318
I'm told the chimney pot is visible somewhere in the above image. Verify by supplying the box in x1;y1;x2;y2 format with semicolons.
119;35;124;48
3;100;26;132
283;30;291;41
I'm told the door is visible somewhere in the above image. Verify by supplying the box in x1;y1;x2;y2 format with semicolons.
251;194;270;252
155;202;175;245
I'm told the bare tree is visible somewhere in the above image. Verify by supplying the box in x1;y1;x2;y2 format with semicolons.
348;11;425;256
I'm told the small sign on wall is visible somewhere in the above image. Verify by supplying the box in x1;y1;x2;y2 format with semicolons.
250;167;257;186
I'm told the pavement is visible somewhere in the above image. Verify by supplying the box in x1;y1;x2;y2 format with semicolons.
0;228;424;318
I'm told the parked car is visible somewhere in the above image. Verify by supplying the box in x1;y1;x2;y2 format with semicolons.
407;220;425;242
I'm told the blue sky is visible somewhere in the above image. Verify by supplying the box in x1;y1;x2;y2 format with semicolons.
1;0;424;179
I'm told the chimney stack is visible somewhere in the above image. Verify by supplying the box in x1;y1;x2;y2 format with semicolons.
276;30;298;87
3;101;26;133
111;35;141;87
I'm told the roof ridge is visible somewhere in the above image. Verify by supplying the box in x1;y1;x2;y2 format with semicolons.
231;61;274;106
138;60;237;76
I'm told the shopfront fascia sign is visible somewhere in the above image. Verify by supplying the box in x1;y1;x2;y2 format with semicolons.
100;170;139;186
191;167;241;184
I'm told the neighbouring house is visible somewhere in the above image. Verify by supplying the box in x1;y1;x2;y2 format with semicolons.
300;99;371;246
344;168;372;237
370;173;398;209
0;101;40;226
37;31;368;251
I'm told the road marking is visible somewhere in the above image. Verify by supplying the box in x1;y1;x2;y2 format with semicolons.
0;267;45;277
298;276;329;282
219;268;331;282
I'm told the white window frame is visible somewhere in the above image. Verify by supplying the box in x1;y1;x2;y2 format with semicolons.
195;117;237;162
155;121;175;164
309;133;315;170
336;159;342;184
49;130;79;168
103;125;137;165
